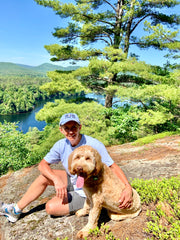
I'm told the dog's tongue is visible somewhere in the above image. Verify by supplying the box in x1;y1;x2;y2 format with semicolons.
76;175;84;188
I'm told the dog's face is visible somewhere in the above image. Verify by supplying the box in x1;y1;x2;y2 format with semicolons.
68;145;103;181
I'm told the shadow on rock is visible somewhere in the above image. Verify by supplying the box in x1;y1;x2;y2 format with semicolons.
19;203;46;220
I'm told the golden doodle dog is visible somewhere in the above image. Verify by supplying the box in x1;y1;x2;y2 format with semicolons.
68;145;141;239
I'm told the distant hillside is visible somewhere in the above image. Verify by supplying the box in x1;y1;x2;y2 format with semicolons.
0;62;80;76
0;62;39;75
31;63;80;73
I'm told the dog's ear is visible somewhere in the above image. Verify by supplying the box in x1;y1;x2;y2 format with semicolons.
94;149;103;174
68;151;74;174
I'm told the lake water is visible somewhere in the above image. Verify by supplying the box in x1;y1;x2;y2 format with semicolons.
0;94;135;133
0;101;47;133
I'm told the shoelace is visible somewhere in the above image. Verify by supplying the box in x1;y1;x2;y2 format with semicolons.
3;203;14;213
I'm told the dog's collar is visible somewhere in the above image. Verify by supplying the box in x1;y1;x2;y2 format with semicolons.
89;175;99;182
93;176;98;181
90;167;104;181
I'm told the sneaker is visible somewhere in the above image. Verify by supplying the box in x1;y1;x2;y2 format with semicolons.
0;202;21;223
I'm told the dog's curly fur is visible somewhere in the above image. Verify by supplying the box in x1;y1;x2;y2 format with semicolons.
68;145;141;239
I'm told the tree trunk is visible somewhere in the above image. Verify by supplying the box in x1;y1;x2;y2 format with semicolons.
105;73;118;108
114;0;124;47
124;1;134;54
105;93;113;108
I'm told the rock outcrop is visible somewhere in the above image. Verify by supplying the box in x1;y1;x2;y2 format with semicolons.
0;136;180;240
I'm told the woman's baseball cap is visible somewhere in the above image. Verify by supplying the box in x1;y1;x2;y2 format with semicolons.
59;113;81;126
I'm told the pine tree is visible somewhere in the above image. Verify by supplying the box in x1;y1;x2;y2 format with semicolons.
35;0;180;107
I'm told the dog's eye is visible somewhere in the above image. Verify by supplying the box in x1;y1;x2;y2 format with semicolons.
86;157;91;161
76;155;80;160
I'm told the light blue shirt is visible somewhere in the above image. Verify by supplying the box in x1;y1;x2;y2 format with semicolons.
44;134;114;197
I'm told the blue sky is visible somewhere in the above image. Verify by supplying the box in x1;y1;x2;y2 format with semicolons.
0;0;61;66
0;0;179;67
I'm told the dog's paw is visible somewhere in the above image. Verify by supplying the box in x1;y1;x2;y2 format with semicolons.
76;229;89;239
76;208;89;217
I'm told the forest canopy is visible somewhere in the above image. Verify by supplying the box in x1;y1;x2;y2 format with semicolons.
0;62;80;115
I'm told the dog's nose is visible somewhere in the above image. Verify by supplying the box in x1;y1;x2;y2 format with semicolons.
76;166;83;172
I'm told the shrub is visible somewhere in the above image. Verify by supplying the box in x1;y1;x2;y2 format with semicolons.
0;121;31;175
132;176;180;240
104;107;139;144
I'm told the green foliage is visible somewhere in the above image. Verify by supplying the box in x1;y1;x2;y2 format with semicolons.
0;121;62;176
0;122;31;174
36;99;110;145
36;97;179;144
145;210;180;240
132;176;180;240
88;223;121;240
132;176;180;204
40;70;87;95
0;73;52;115
44;44;101;61
0;84;50;115
169;69;180;86
141;21;179;50
0;62;80;115
35;0;179;54
116;84;180;104
26;124;63;166
104;107;139;144
57;237;68;240
115;84;180;134
133;132;178;146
